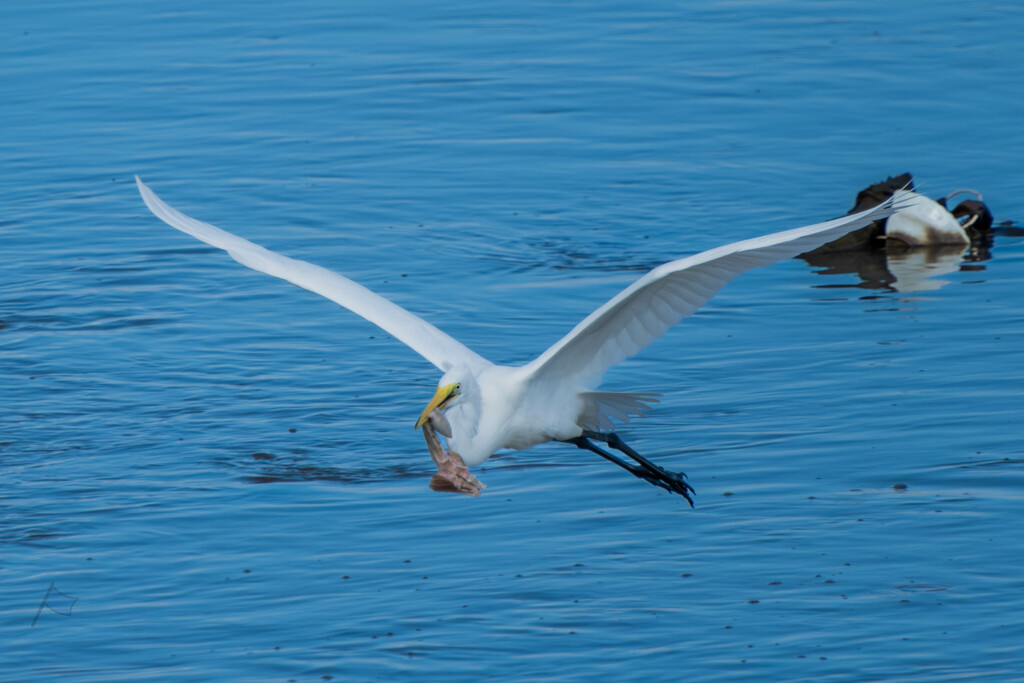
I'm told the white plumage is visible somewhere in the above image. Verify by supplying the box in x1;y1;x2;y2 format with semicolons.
137;176;902;499
885;190;969;246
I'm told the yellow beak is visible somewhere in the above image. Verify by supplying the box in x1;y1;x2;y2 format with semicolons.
414;383;460;429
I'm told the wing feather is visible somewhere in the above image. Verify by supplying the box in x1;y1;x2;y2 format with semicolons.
525;194;903;387
136;177;491;374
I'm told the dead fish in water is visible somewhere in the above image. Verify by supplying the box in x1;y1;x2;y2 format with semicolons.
421;409;485;496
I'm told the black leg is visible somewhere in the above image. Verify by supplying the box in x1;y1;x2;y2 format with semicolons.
585;432;692;484
563;434;695;506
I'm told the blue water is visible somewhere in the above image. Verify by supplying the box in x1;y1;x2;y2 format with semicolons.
3;1;1023;680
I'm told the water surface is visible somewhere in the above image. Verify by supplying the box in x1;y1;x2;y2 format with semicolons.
3;1;1023;680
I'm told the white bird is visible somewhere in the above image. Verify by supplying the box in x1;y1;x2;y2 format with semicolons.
136;177;902;503
885;190;969;246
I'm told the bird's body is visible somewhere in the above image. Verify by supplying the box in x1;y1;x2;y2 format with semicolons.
439;364;613;465
885;190;969;246
137;177;904;501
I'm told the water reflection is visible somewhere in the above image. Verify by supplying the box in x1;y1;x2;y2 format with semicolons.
801;243;972;293
798;221;1024;292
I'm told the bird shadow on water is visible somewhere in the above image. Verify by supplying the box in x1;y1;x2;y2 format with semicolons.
223;450;432;485
223;449;570;487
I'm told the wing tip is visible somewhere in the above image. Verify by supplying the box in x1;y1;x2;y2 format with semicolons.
135;175;161;215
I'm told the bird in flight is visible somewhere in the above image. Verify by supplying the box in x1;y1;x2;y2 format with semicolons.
137;177;901;504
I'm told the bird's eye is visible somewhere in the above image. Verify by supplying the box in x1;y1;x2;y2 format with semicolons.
454;383;461;393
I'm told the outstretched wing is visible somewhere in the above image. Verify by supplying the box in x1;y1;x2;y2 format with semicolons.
524;194;903;387
136;177;491;374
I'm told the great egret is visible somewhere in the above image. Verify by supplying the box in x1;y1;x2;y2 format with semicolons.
137;176;902;503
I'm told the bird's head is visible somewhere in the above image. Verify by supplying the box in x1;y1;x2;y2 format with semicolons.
414;367;471;430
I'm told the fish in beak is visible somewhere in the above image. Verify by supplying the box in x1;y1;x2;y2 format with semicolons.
414;382;460;430
420;411;484;496
416;383;480;494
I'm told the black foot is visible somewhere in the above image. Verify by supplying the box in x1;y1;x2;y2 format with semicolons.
563;432;695;506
